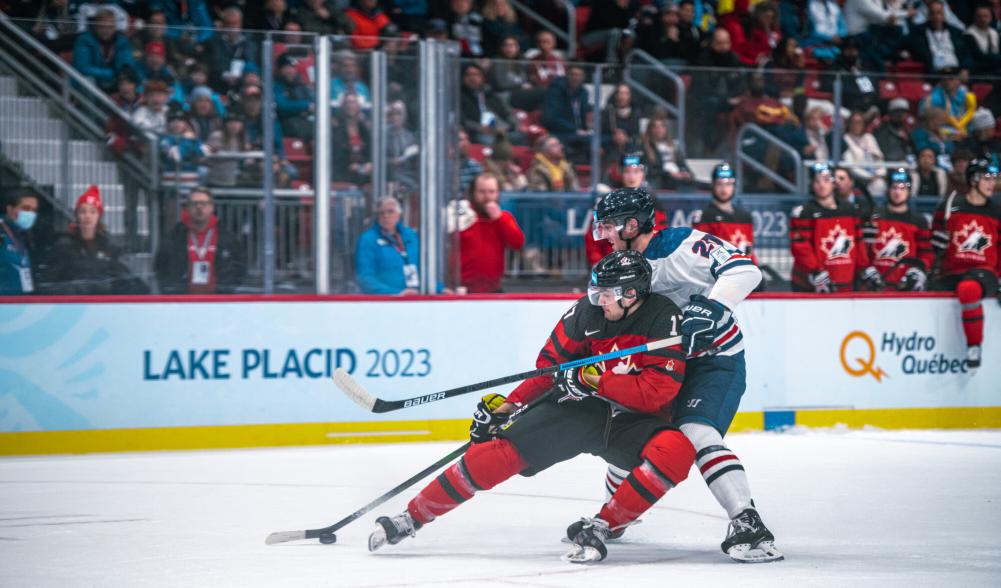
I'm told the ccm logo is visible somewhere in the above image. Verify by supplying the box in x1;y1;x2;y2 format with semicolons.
404;392;446;407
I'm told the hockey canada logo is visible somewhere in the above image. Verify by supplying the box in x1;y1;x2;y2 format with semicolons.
821;224;854;261
874;227;909;262
728;229;752;253
598;343;639;375
953;221;991;255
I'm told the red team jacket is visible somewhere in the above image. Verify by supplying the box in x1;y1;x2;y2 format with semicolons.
692;202;759;265
507;294;687;418
453;211;526;293
868;207;934;287
790;199;872;291
932;193;1001;278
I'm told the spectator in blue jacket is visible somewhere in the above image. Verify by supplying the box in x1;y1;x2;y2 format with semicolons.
1;187;40;295
152;0;215;43
160;110;211;174
540;67;592;162
803;0;846;62
273;53;314;139
72;9;137;92
355;197;421;295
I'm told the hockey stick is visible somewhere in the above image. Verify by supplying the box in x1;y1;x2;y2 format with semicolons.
264;441;470;545
333;335;682;413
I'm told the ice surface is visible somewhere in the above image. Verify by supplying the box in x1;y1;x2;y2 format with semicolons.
2;429;1000;587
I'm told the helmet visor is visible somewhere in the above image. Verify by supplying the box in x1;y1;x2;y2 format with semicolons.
592;211;625;241
587;285;624;306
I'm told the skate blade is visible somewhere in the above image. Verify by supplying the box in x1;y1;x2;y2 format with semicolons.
561;544;604;564
560;519;640;544
727;541;784;563
367;527;388;552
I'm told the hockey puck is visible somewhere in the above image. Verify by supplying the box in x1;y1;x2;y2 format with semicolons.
318;533;337;544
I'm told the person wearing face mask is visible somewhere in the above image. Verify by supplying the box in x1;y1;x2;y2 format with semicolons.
867;169;934;291
1;187;40;295
35;185;147;295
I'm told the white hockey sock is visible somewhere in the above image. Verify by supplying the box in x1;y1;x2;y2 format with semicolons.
605;464;630;500
680;423;753;519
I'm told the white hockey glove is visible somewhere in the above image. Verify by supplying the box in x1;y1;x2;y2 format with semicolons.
898;266;927;292
859;266;885;291
809;270;832;293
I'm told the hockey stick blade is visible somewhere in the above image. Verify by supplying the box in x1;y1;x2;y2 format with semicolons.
265;530;307;545
265;442;471;545
332;367;376;411
333;336;681;414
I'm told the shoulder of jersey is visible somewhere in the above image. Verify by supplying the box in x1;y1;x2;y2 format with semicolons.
733;207;753;223
643;227;693;260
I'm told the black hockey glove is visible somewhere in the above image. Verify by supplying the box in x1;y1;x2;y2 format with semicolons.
680;294;727;355
554;366;599;403
897;266;927;292
859;266;885;291
469;393;508;443
809;270;832;293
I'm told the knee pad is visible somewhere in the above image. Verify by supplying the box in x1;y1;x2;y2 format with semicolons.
640;429;695;485
680;422;725;452
957;279;984;304
461;439;527;490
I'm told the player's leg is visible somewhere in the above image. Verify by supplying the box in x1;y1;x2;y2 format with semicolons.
675;352;782;562
566;419;695;562
369;398;609;551
954;270;998;369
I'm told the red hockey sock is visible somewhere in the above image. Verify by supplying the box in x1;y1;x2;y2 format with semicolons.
598;430;695;530
957;279;984;346
407;439;527;525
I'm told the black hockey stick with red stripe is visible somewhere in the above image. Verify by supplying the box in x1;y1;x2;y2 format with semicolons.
264;441;470;545
332;335;682;413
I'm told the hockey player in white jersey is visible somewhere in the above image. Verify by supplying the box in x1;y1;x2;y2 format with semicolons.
592;187;782;563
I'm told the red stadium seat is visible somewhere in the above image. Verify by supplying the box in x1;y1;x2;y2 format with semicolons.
284;138;313;179
803;72;831;99
467;143;490;162
971;83;992;103
511;145;534;172
880;79;901;100
896;78;932;104
890;60;925;74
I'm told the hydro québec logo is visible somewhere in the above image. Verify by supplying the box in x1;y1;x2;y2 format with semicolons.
840;331;968;381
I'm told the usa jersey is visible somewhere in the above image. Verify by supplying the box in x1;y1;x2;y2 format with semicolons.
507;294;686;418
931;193;1001;278
790;199;871;291
868;207;934;287
692;202;759;265
642;227;760;357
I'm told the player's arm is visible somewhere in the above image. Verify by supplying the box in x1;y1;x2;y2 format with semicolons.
507;298;589;405
695;228;761;311
854;218;883;289
789;205;822;274
597;310;687;414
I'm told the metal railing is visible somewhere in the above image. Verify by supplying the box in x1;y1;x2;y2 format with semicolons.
0;13;158;268
623;49;686;156
735;123;804;194
509;0;576;60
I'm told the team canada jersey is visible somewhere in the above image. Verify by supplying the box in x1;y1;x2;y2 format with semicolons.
692;202;759;265
642;227;759;357
868;206;934;287
931;193;1001;278
507;294;686;418
790;199;871;291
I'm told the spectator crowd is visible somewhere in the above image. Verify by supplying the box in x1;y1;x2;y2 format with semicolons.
1;0;999;296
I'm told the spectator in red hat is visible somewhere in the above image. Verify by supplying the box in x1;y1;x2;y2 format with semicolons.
36;186;147;295
137;41;175;85
155;186;246;294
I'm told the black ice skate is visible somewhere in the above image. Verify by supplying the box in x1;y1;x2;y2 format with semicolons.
563;517;613;563
721;508;784;563
367;511;421;552
565;517;638;542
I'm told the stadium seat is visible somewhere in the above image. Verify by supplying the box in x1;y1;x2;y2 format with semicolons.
880;79;901;100
896;78;932;104
971;83;992;104
890;60;925;74
467;143;490;162
511;145;534;172
284;138;312;179
575;7;591;59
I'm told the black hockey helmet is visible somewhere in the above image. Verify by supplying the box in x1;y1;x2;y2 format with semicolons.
712;162;736;182
966;158;999;186
588;250;653;306
592;187;656;239
889;167;911;187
